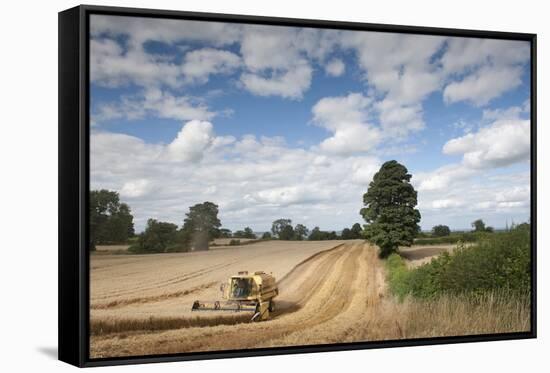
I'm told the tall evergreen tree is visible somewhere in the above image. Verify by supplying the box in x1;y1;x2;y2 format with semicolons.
360;160;421;258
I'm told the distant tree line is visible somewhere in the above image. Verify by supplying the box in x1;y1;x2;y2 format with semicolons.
429;219;495;238
268;219;363;241
90;190;366;254
414;219;502;246
130;201;222;253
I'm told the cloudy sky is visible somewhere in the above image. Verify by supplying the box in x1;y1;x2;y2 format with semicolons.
90;15;531;233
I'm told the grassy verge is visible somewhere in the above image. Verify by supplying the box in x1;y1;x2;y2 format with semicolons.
389;292;530;337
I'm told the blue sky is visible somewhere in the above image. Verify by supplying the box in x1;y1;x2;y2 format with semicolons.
90;15;531;233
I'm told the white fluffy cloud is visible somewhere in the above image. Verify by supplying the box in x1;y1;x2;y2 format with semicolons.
182;48;241;84
495;186;530;204
90;38;182;88
411;95;531;229
318;124;382;155
413;166;530;229
443;119;530;169
90;15;242;47
412;107;530;229
164;120;217;162
239;26;299;71
93;88;216;123
91;18;325;99
312;93;372;129
120;179;154;198
441;38;529;75
443;65;523;106
431;198;463;209
325;59;345;77
375;99;425;136
240;63;313;99
312;93;382;154
236;25;331;99
415;164;475;192
441;38;530;106
250;185;332;206
483;106;524;121
340;32;446;137
341;33;445;102
350;158;381;184
91;14;531;134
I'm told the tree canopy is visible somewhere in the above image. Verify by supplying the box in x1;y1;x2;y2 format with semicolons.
89;189;134;250
129;219;178;253
471;219;486;232
294;224;309;241
360;160;421;258
350;223;363;239
308;227;339;241
341;228;352;240
234;227;257;239
279;225;295;240
432;225;451;237
340;223;363;240
218;228;232;238
471;219;494;233
271;219;293;238
182;201;221;250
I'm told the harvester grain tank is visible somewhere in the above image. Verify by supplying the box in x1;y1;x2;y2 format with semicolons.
191;271;278;321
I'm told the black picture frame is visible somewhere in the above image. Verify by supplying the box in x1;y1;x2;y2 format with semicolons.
58;4;537;368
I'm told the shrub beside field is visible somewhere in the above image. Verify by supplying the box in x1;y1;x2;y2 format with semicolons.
384;226;531;333
388;226;530;299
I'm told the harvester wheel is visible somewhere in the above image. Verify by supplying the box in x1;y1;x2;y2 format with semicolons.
268;300;275;312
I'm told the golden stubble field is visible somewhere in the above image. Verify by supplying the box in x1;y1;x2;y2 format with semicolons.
90;240;529;358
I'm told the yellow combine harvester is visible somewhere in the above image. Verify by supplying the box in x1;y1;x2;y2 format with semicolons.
191;271;278;321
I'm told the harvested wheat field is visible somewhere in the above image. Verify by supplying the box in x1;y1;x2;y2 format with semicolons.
398;244;457;268
90;241;529;358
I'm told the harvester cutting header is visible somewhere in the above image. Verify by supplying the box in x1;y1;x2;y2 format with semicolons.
192;271;278;321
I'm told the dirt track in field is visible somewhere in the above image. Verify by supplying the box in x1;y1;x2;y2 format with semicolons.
90;241;390;357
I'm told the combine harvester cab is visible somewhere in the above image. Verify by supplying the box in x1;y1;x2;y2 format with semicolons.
192;271;278;321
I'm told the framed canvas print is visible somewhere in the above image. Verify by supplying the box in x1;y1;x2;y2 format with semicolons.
58;5;537;367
